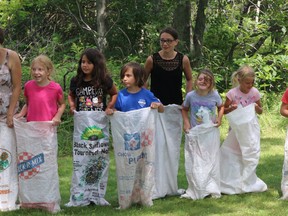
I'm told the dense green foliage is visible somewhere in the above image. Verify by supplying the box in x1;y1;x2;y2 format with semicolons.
0;0;287;93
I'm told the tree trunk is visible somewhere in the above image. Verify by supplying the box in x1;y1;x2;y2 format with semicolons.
192;0;208;67
255;0;261;24
96;0;107;52
172;0;192;54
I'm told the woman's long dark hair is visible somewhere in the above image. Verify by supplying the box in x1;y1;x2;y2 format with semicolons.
75;48;111;91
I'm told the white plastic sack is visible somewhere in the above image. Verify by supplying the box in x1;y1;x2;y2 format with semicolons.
181;123;221;200
153;105;183;199
14;118;60;213
220;104;267;194
110;108;156;209
0;122;19;211
281;128;288;199
66;111;110;207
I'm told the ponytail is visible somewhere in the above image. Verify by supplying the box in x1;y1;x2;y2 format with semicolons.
231;65;255;88
231;71;240;87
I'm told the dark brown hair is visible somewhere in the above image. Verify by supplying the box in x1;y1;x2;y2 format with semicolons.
159;27;178;40
120;62;145;87
0;27;4;44
75;48;111;90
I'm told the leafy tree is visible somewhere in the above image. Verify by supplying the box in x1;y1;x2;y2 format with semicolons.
1;0;287;92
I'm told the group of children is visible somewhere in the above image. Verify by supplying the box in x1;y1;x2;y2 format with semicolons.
12;48;268;210
1;26;288;213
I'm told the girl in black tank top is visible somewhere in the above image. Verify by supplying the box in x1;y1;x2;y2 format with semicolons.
144;27;193;105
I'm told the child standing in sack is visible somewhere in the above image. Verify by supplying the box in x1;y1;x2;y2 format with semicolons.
17;55;65;124
66;48;117;207
223;65;262;115
280;88;288;199
220;65;267;194
108;62;163;209
15;54;65;213
68;48;117;114
113;62;164;112
181;69;224;200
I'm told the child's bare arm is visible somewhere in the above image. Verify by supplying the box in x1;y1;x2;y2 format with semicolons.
15;104;28;118
106;84;118;110
68;90;76;115
280;102;288;117
52;97;66;126
215;104;224;127
255;99;263;115
105;84;117;115
224;97;237;114
182;106;191;133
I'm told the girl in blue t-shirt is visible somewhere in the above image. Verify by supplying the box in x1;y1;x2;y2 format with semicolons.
112;62;164;113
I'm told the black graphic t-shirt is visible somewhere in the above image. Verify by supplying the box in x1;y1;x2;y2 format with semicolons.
70;77;113;111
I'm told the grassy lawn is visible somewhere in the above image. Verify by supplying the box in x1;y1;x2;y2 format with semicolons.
5;99;288;216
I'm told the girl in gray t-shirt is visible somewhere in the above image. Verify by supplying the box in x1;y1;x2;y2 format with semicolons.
182;69;224;132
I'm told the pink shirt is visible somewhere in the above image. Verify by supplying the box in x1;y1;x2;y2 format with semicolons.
282;88;288;104
24;80;63;122
226;86;261;107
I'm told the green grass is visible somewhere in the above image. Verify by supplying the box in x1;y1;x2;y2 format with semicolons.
5;98;288;216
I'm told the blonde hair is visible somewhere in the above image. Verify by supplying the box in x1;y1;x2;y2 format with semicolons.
231;65;255;87
195;69;215;92
31;55;54;80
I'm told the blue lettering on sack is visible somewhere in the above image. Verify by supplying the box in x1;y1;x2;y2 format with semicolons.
17;153;44;174
128;152;147;164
